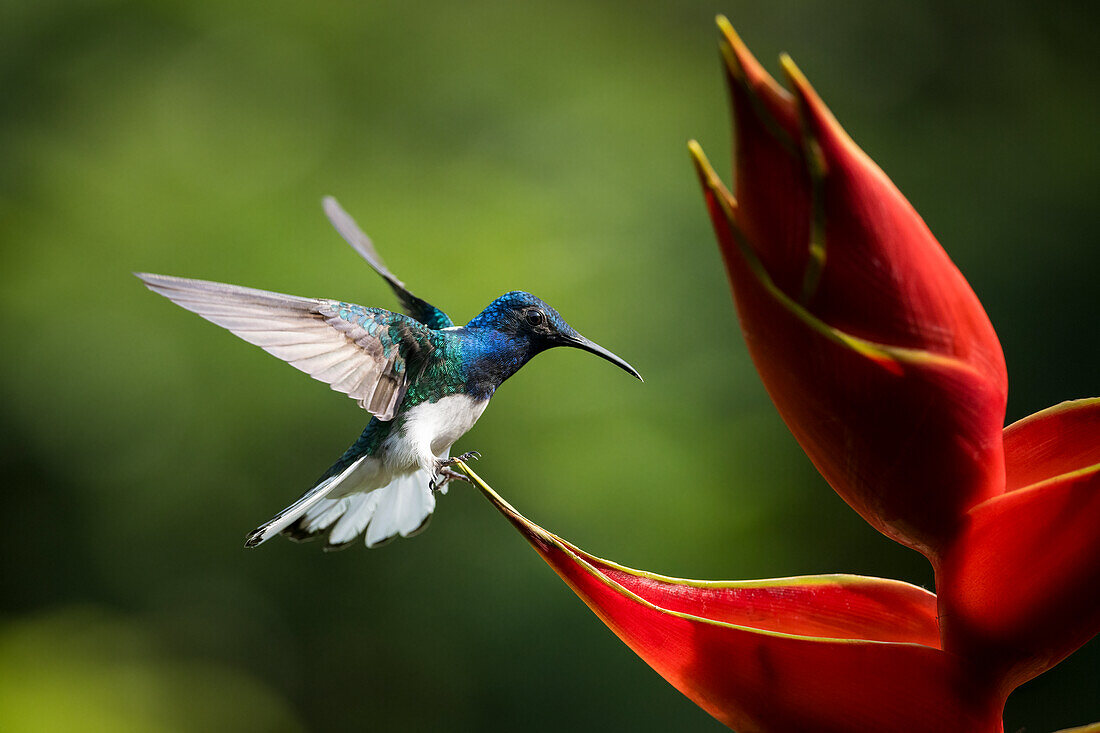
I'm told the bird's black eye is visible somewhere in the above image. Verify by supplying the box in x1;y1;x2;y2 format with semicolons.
525;309;545;327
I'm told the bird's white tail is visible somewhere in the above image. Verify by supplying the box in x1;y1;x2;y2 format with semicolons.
247;465;439;550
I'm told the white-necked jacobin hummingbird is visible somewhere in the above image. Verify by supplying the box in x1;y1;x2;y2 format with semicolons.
137;197;641;550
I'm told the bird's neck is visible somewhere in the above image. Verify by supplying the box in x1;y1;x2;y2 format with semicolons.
457;328;540;398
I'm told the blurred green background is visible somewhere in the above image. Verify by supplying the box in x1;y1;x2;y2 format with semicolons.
2;0;1097;730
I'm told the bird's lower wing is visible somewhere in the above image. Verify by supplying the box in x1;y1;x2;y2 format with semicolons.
136;273;433;421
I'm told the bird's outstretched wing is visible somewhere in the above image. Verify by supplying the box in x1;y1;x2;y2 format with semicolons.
322;196;454;330
136;273;435;421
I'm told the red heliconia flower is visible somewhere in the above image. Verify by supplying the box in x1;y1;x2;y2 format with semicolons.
460;16;1100;732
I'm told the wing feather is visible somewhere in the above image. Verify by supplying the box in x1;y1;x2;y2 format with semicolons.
322;196;454;330
136;272;435;421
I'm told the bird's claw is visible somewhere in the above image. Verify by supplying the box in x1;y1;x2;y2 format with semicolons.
429;452;481;492
429;467;470;493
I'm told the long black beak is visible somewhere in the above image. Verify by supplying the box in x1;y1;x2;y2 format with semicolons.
564;334;643;381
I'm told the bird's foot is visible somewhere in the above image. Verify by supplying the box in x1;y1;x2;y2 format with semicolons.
428;467;470;493
429;452;481;492
444;451;481;466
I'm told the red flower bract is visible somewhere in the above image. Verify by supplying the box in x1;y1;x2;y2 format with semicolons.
462;465;1003;733
698;19;1009;560
463;17;1099;732
938;399;1100;693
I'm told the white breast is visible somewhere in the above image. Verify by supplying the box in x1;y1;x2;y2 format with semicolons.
399;394;490;459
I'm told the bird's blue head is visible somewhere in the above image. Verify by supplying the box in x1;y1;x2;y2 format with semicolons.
465;291;641;384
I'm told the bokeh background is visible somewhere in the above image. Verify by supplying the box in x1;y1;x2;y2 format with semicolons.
2;0;1097;730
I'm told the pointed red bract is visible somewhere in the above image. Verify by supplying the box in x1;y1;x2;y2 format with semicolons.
720;22;808;301
939;408;1100;692
1003;399;1100;491
783;61;1004;378
702;26;1009;557
592;563;942;647
461;464;1006;733
721;21;1006;375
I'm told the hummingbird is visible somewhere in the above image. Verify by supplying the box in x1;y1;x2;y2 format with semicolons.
137;197;641;551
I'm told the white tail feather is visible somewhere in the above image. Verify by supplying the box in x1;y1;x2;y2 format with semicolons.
278;468;438;549
328;492;380;545
365;472;431;547
301;496;350;533
243;456;368;548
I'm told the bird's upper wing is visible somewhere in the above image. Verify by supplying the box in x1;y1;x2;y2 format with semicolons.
322;196;455;330
136;273;436;421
